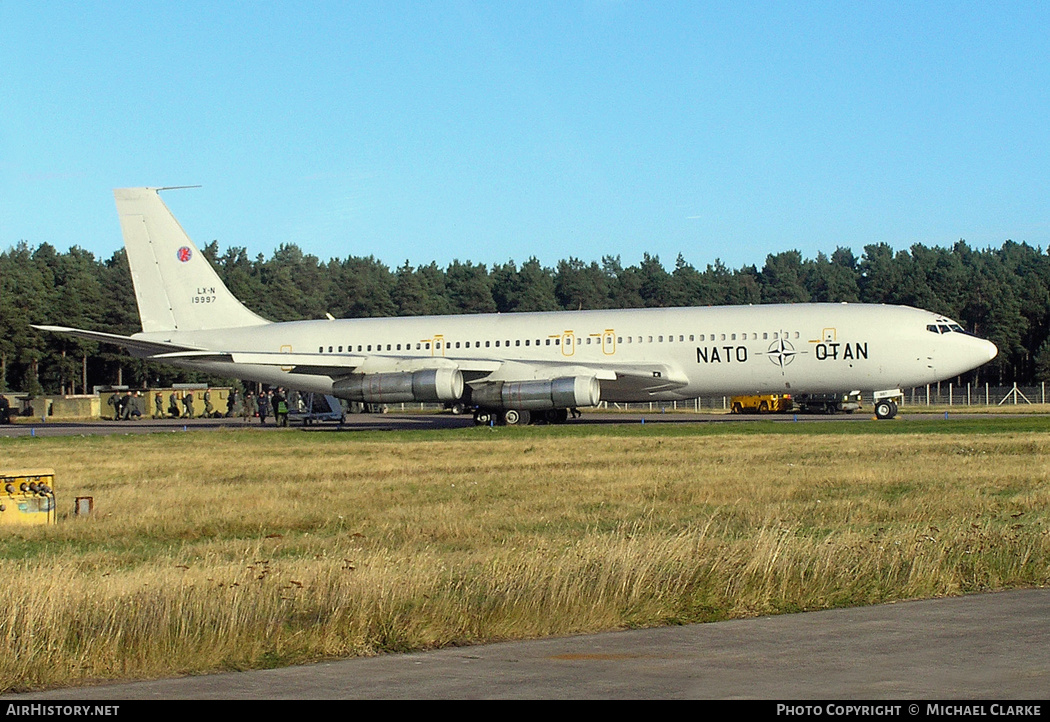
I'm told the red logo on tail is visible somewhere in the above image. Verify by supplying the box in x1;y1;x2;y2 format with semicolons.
176;247;192;262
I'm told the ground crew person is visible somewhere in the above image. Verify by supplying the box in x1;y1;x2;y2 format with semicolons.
182;391;195;419
154;391;164;419
169;391;181;418
242;391;256;422
129;391;143;419
0;394;10;424
203;389;214;417
258;390;270;425
274;388;289;427
108;391;121;420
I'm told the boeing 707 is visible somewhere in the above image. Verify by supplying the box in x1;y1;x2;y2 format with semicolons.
36;187;998;424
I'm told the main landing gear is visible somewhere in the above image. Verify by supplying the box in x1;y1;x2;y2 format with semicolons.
472;408;571;426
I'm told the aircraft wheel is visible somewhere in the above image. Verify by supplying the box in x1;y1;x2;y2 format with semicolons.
474;411;494;426
502;409;530;426
874;400;897;420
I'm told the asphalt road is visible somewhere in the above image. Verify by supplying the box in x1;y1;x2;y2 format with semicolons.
8;588;1048;699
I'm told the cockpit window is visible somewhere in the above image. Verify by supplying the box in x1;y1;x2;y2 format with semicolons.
928;320;969;335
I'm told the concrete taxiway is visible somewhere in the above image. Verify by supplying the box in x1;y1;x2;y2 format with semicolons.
9;588;1048;699
0;408;1013;438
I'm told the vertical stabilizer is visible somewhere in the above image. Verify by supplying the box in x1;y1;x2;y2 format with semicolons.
115;187;269;333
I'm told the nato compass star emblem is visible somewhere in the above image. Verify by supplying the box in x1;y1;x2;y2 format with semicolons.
765;338;797;370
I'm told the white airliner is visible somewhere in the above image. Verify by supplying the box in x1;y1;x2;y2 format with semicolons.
36;187;998;423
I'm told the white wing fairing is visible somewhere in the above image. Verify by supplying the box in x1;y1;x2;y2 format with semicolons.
34;188;999;424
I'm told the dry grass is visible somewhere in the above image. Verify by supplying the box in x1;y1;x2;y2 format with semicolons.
0;422;1048;691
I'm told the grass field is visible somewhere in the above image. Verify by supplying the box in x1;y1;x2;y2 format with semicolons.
1;416;1048;692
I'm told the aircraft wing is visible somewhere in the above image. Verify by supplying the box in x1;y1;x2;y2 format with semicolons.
473;357;689;396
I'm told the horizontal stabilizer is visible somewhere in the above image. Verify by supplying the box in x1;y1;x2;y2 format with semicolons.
32;325;202;356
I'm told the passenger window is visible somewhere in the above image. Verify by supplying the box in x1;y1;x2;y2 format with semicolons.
318;346;323;353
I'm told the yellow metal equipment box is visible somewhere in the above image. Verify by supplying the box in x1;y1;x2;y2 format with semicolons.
0;469;57;526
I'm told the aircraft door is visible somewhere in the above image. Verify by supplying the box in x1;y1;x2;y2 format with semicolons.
562;331;575;357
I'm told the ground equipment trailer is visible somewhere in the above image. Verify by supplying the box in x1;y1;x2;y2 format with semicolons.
792;391;863;414
729;394;793;414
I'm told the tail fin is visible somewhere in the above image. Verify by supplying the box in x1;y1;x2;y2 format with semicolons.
115;187;269;333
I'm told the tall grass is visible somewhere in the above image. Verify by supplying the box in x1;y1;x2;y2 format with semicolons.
0;423;1047;691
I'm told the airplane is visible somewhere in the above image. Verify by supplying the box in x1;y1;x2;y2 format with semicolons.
35;187;998;424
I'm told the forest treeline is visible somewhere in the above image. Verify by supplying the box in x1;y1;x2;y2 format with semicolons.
2;238;1048;395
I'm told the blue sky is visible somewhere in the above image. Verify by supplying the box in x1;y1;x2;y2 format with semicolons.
2;1;1048;272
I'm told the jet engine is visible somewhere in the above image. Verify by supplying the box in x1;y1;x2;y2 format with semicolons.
334;368;464;404
471;376;601;411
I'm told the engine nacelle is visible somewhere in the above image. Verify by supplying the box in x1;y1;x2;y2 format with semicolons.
471;376;601;411
334;368;464;404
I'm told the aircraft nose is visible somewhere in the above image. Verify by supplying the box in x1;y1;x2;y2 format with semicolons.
984;339;998;361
